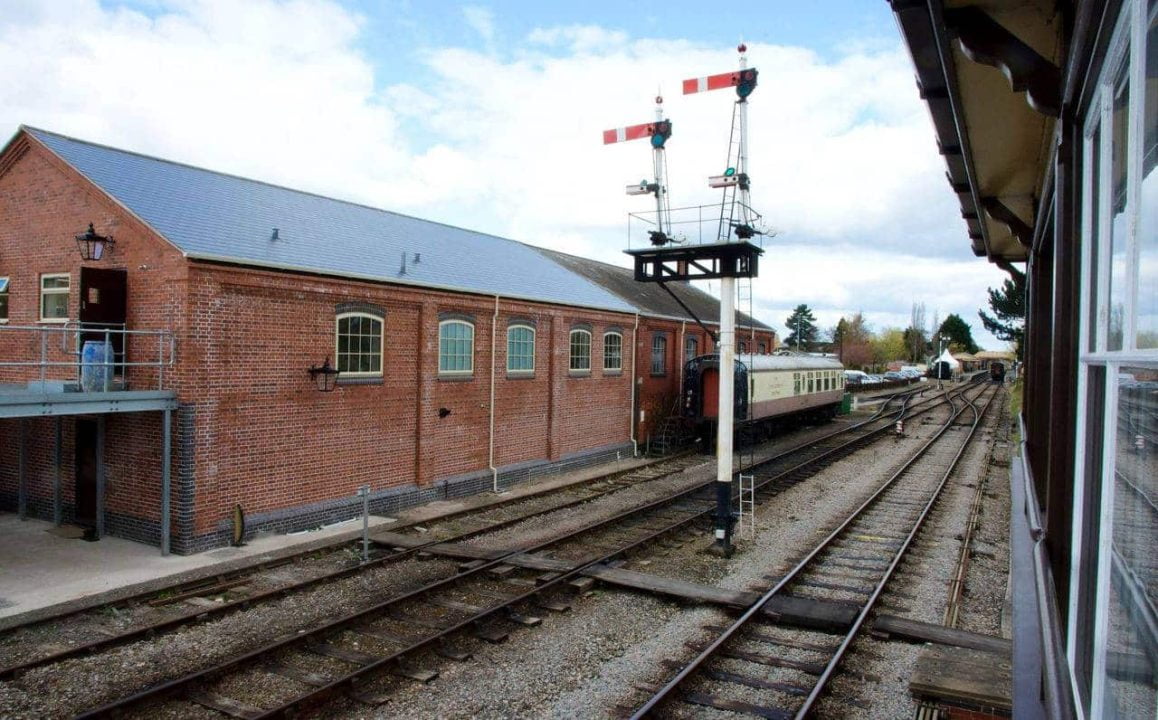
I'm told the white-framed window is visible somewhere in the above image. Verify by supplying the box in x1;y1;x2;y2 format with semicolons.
335;312;383;377
39;273;69;322
758;341;767;354
685;335;699;362
439;319;474;375
603;331;622;371
0;276;8;323
507;325;535;373
651;333;667;375
1071;2;1158;715
569;329;591;372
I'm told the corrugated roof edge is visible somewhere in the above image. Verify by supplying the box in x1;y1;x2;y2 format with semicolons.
530;244;773;330
14;125;640;316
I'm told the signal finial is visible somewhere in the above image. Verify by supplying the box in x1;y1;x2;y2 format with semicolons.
737;42;747;54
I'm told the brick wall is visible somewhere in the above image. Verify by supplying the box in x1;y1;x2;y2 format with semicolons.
0;132;772;553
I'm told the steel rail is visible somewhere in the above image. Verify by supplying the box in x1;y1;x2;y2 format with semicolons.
630;379;994;718
72;388;952;718
0;453;700;679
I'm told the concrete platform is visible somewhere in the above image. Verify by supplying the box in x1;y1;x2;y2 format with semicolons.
0;513;393;623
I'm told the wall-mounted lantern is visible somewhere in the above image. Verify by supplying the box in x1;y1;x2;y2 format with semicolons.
75;223;115;261
308;357;340;392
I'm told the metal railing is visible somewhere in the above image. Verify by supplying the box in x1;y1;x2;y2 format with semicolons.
0;322;176;392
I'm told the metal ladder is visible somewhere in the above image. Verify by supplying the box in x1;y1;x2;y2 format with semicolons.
737;473;756;538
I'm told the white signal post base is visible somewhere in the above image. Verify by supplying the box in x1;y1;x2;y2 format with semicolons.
711;275;737;557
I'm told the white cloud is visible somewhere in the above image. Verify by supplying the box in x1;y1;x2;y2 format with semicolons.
462;5;495;46
0;2;1006;346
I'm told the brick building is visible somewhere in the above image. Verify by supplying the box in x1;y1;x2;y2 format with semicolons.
0;127;775;554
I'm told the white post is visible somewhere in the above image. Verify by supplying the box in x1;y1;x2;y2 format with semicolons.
358;484;370;564
653;95;667;236
714;276;736;555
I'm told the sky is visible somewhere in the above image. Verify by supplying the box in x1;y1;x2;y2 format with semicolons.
0;0;1015;349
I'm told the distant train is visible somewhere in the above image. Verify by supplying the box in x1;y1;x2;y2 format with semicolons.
682;353;846;442
990;361;1006;383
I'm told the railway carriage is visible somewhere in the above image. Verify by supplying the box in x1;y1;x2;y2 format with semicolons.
682;354;846;443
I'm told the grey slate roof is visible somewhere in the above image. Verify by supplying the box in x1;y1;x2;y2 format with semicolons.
23;127;636;314
534;247;772;331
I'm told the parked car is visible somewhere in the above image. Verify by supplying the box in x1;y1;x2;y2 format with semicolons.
844;370;870;386
884;371;905;381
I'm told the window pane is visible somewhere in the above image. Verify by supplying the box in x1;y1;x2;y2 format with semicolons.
1138;9;1158;348
42;275;69;290
336;314;382;375
1104;367;1158;716
651;335;666;374
1089;123;1103;353
604;333;622;370
570;331;590;371
508;326;534;372
42;293;67;319
1109;63;1131;350
685;336;698;362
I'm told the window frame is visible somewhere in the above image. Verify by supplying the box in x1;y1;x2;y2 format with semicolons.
1070;4;1158;715
0;276;8;323
39;273;70;323
334;311;384;379
650;333;668;376
569;328;592;373
439;318;475;376
506;324;535;375
685;335;699;362
603;331;623;372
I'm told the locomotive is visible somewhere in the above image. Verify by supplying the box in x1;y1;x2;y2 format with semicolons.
682;353;846;442
990;361;1006;383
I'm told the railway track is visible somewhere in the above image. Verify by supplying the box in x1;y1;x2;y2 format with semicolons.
5;384;962;718
629;380;997;719
0;452;703;679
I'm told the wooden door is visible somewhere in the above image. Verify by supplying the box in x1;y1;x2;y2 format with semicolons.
74;418;98;527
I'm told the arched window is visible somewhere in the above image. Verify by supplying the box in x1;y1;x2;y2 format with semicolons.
651;334;668;375
685;336;699;362
603;332;622;371
507;325;535;373
570;329;591;371
439;319;474;374
335;312;383;376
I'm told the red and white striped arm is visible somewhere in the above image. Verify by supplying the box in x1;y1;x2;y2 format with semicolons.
682;71;742;95
602;122;657;145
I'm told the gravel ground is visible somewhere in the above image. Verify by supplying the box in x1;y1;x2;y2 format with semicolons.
313;397;961;719
0;390;1011;720
0;556;458;719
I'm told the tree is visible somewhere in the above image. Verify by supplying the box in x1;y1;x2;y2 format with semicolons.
905;302;928;362
783;304;819;351
836;312;874;369
871;327;907;369
978;265;1026;360
938;313;980;354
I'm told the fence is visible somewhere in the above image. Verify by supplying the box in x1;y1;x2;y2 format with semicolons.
0;322;176;392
